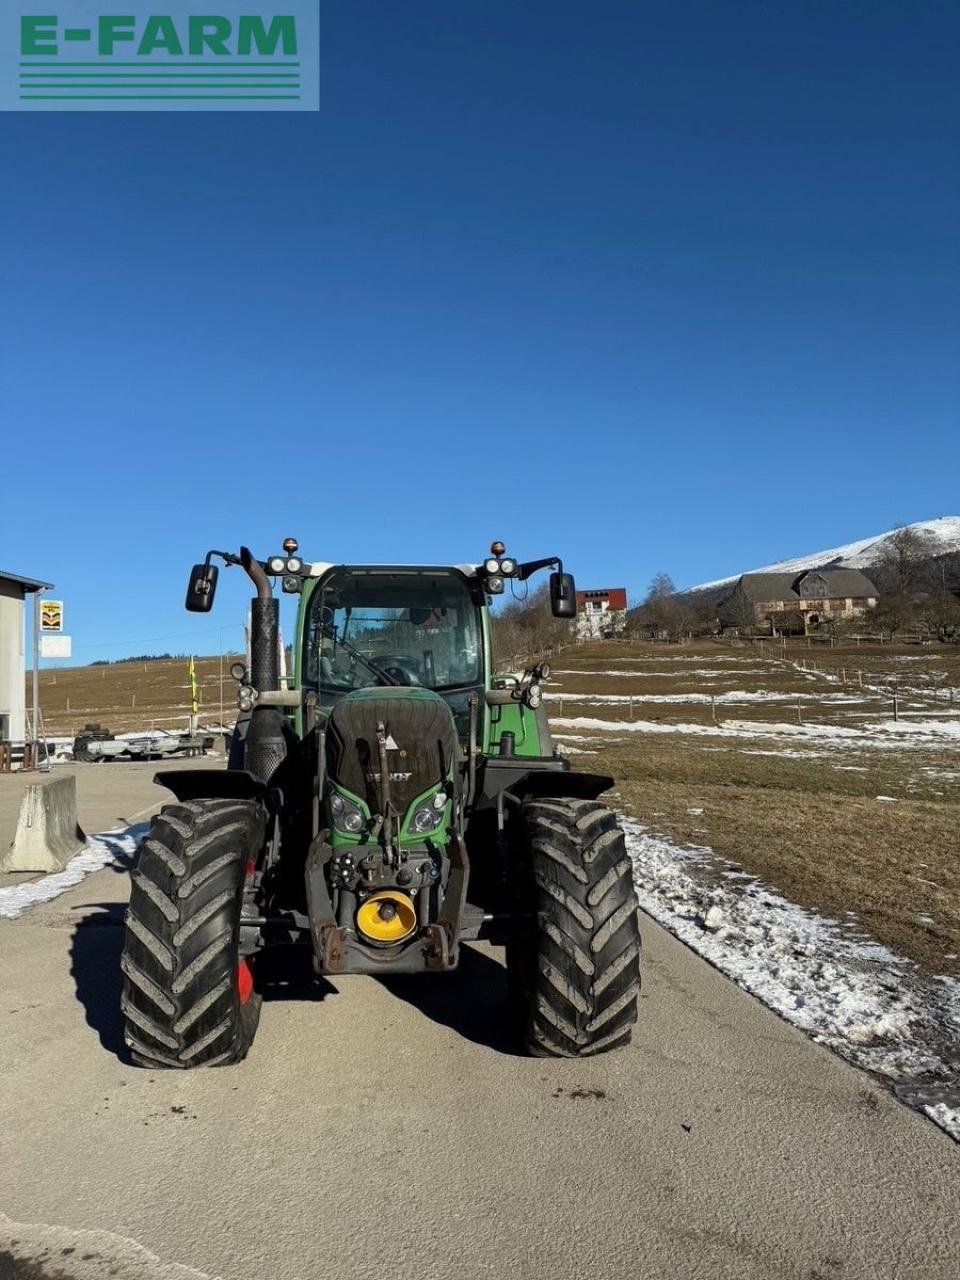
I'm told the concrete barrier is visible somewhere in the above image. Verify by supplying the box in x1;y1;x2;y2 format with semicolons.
1;775;87;874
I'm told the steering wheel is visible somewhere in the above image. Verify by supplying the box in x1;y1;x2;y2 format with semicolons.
378;664;414;685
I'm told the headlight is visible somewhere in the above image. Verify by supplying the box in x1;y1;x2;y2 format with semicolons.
329;791;365;834
286;557;303;573
411;803;444;833
230;661;247;681
500;558;517;575
527;684;542;708
487;576;504;594
484;557;501;575
267;556;286;574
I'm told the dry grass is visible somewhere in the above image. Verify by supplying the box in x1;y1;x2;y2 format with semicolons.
550;640;960;980
32;655;243;736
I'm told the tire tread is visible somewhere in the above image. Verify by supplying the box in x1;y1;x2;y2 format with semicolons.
120;798;265;1069
514;797;641;1058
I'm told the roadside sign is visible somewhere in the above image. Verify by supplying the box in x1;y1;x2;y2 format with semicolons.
40;600;63;631
40;634;71;658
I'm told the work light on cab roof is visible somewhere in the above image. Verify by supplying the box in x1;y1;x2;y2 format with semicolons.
123;532;641;1070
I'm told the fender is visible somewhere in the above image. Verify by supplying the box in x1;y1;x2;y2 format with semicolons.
520;769;614;800
154;768;269;803
476;756;613;808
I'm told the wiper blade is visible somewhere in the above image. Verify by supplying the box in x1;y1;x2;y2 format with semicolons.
330;628;401;686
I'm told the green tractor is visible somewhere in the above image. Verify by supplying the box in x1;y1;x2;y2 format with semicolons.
120;540;641;1067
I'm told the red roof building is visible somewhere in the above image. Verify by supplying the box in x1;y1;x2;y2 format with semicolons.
575;587;628;639
576;587;627;613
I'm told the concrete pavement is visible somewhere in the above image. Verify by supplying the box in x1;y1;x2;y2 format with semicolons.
0;765;958;1280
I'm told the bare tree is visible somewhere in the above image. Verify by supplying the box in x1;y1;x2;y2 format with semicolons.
634;572;691;640
872;594;917;637
921;589;960;639
872;526;936;598
490;584;571;667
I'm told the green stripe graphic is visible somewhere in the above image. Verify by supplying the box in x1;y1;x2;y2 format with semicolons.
20;61;300;67
21;73;299;77
20;78;300;82
20;94;300;100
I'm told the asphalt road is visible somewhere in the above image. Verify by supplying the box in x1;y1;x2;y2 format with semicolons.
1;765;958;1280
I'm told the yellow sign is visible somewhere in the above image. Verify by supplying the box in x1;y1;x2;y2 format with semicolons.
40;600;63;632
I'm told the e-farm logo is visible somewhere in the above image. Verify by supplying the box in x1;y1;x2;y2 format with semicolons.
5;2;318;110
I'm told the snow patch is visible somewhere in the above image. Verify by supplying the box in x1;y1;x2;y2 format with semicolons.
547;689;870;706
923;1103;960;1142
550;714;960;751
623;818;960;1142
553;668;773;680
0;825;145;920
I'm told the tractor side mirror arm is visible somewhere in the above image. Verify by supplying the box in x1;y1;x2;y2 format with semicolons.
516;556;560;582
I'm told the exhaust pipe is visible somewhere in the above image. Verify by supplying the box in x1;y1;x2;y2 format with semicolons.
240;546;279;694
239;546;284;783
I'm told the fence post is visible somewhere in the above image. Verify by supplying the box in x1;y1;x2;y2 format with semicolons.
711;695;717;725
893;692;899;722
797;696;803;725
629;696;634;721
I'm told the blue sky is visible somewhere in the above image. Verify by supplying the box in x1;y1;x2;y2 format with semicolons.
1;1;957;662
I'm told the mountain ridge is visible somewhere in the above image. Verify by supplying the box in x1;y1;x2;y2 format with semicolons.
688;516;960;594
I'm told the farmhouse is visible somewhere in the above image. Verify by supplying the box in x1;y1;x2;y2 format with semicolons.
718;568;879;634
576;587;627;639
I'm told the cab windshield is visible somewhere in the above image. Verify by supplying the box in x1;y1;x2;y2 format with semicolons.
304;570;482;702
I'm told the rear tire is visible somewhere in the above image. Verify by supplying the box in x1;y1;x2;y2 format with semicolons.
507;797;641;1057
120;798;266;1068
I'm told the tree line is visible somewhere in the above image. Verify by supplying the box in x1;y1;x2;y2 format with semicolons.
633;527;960;641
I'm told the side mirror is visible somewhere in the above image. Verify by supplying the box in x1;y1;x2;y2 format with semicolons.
549;571;576;619
186;563;218;612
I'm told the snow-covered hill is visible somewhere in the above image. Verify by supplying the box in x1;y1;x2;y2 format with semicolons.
690;517;960;593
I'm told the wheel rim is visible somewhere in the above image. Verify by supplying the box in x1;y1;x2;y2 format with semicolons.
236;958;254;1005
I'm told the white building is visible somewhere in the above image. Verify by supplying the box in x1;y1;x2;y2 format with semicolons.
0;569;53;747
575;587;628;640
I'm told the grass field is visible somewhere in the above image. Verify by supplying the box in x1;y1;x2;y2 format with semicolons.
33;654;244;737
546;639;960;982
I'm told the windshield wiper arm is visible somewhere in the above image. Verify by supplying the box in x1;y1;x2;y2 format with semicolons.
325;625;401;686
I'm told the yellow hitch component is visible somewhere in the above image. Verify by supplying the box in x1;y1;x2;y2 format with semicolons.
356;891;417;945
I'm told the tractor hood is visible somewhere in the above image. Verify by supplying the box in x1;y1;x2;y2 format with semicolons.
325;687;459;818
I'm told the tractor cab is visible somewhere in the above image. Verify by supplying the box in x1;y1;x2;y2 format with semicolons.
298;566;485;744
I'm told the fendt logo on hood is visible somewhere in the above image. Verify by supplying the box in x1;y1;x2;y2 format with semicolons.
4;4;319;112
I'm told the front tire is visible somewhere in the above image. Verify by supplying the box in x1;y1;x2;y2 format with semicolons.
508;797;641;1057
121;798;266;1068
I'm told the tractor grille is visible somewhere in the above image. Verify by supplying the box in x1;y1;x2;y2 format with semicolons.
326;688;459;816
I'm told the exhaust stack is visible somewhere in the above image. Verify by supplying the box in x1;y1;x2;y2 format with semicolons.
239;546;284;783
